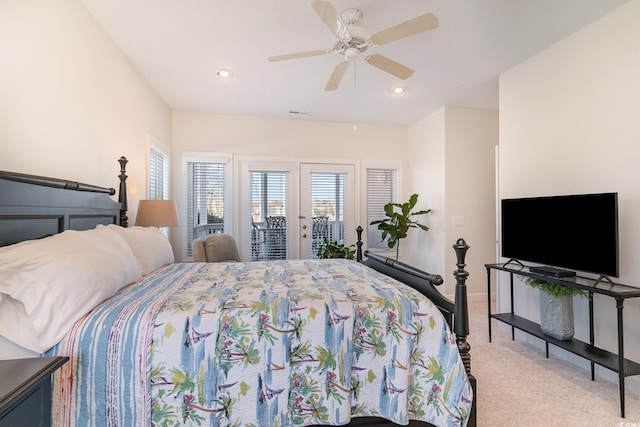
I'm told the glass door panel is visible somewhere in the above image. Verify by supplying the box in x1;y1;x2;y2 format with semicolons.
249;170;289;260
300;164;355;259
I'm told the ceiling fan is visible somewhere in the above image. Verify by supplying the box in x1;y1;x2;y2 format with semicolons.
267;0;438;91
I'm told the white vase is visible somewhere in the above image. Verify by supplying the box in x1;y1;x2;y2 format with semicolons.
539;291;574;340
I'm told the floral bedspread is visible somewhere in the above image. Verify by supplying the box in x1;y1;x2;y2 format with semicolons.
49;259;472;427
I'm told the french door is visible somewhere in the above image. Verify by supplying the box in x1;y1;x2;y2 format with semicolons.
299;163;355;259
239;161;355;260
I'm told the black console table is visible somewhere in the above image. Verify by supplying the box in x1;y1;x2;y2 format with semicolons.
485;262;640;418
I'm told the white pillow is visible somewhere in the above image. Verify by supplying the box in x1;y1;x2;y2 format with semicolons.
0;294;41;359
0;336;40;360
0;226;142;353
105;224;174;275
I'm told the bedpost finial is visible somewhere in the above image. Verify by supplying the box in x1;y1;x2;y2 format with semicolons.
453;238;469;268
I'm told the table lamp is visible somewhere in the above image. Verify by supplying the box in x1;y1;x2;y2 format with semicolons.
135;200;179;228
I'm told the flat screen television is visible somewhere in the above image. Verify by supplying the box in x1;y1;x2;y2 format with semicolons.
501;192;619;277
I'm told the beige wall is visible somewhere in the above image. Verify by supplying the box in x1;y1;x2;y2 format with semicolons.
171;111;410;260
499;0;640;393
0;0;171;223
172;111;408;159
408;108;498;297
407;109;447;278
444;108;498;297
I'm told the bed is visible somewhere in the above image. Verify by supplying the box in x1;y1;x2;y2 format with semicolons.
0;158;476;427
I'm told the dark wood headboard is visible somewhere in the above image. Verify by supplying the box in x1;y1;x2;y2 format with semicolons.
0;157;129;247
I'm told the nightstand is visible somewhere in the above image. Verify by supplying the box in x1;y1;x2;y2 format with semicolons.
0;356;68;427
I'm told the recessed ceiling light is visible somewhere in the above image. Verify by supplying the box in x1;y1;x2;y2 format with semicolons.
392;86;406;95
216;69;232;78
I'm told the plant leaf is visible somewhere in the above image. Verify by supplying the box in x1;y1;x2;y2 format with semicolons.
383;204;395;216
408;193;418;209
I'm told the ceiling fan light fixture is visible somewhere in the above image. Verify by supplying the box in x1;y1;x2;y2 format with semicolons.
344;47;360;61
392;86;406;95
216;69;232;79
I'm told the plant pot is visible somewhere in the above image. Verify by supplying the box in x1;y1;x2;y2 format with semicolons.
539;291;574;340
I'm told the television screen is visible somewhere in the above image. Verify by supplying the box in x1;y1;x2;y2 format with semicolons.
501;192;619;277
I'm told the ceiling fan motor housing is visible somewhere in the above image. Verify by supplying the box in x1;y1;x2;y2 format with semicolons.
333;28;370;57
341;8;362;25
347;26;369;47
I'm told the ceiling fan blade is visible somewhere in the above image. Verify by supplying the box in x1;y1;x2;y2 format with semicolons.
365;53;414;80
324;61;350;91
311;0;349;40
268;49;331;62
370;13;438;46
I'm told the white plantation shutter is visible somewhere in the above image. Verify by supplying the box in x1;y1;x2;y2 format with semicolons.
149;146;169;200
147;144;171;236
367;168;398;250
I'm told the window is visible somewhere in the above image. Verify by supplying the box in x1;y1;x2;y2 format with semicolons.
148;145;169;200
187;161;226;256
147;140;170;236
366;168;398;250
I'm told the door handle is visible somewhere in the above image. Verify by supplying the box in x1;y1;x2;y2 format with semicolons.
302;225;307;229
302;233;307;238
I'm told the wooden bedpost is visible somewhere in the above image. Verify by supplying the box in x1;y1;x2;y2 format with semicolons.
453;238;476;427
453;238;470;370
355;225;364;261
118;156;128;228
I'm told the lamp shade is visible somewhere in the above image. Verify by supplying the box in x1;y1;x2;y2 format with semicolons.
136;200;179;227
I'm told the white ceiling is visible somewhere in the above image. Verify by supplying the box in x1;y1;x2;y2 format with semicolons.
81;0;631;127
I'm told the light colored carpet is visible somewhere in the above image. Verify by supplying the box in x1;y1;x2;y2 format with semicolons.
468;299;640;426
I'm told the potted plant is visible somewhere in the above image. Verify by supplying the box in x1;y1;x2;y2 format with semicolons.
522;276;588;340
316;238;356;260
369;193;431;261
